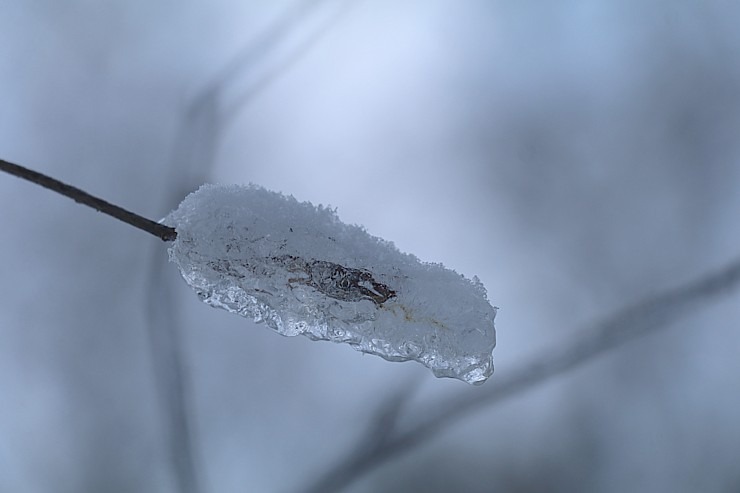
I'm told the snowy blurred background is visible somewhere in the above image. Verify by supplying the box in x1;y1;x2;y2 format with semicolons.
2;1;740;492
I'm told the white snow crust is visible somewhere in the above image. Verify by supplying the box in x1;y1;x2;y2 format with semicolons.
165;184;497;384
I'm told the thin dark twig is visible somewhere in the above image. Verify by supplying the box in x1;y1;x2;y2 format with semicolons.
305;257;740;493
0;158;177;241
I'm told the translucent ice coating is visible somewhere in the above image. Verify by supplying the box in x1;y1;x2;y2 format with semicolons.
165;184;497;384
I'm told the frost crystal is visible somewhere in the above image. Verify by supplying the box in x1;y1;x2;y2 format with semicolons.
165;184;497;384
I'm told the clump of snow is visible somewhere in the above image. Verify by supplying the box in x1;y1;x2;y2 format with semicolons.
165;184;497;384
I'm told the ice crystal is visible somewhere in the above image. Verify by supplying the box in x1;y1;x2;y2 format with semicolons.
165;184;497;384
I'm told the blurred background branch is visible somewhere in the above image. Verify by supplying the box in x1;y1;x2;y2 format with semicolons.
144;1;353;492
305;256;740;493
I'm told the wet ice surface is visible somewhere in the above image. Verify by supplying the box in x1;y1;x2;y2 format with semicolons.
165;184;497;384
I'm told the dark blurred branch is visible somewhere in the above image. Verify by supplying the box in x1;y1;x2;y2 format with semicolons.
303;378;420;493
146;254;202;493
0;158;177;241
145;3;355;493
305;257;740;493
167;0;353;196
221;0;354;125
196;0;332;104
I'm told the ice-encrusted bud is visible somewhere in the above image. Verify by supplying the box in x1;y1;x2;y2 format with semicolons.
165;184;497;384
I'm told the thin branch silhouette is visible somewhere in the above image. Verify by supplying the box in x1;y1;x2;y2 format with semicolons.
146;255;203;493
304;256;740;493
144;2;356;492
0;158;176;241
221;0;355;126
302;377;421;493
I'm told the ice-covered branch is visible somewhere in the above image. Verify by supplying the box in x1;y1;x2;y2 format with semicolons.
304;256;740;493
165;184;498;384
0;158;177;241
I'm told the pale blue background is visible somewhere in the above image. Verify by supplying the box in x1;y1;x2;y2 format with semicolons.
1;1;739;491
